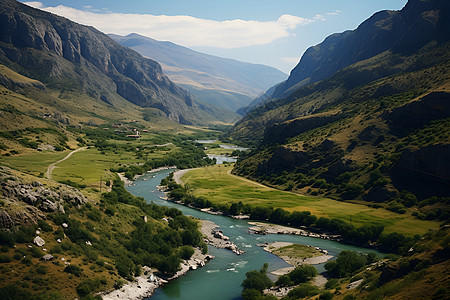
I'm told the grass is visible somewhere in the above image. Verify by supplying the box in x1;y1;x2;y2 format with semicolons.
181;164;441;236
0;150;69;176
51;145;172;187
271;244;322;259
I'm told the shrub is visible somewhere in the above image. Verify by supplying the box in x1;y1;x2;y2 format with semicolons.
178;245;195;260
319;291;334;300
242;264;272;292
287;283;319;299
325;251;368;278
325;278;339;289
64;265;82;277
288;265;318;284
0;254;11;263
275;274;293;287
37;220;53;232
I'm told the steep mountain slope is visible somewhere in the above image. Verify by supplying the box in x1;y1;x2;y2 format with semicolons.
231;0;450;220
0;0;226;125
110;33;287;113
253;0;450;105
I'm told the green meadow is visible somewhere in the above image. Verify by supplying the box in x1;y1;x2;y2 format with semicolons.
181;164;440;236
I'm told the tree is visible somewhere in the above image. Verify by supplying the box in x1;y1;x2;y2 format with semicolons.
288;265;317;284
242;264;272;292
325;250;367;278
275;274;293;287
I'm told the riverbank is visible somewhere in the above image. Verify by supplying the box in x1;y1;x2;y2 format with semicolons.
248;221;340;241
262;242;333;276
262;242;332;298
102;249;213;300
118;166;177;187
200;219;245;255
173;168;196;185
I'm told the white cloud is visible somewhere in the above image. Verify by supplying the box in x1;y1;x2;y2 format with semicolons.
23;1;43;8
23;2;322;49
326;10;343;16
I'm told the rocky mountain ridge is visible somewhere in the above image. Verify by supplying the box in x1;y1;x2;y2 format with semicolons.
231;0;450;217
252;0;450;106
110;33;287;114
0;0;222;125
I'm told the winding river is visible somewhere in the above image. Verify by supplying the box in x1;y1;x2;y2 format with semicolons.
126;168;382;300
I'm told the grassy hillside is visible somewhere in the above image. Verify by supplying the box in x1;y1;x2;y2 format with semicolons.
230;43;450;226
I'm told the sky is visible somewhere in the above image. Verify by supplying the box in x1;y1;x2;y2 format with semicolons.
22;0;408;74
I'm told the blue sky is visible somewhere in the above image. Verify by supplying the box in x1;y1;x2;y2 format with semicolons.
23;1;408;73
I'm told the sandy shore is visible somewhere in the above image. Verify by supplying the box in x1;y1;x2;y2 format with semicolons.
262;241;333;276
102;267;163;300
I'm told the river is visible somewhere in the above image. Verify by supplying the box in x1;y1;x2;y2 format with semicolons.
126;168;382;300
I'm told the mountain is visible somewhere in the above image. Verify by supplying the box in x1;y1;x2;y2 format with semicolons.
0;0;229;125
109;33;287;113
251;0;450;106
230;0;450;214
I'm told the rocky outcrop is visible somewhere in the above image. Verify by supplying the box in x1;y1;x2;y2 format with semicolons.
390;144;450;198
0;167;88;228
385;92;450;136
263;114;341;145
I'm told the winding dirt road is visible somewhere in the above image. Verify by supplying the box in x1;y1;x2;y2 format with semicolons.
46;147;87;180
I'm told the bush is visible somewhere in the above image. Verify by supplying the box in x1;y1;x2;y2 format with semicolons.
319;291;334;300
287;283;319;299
76;278;101;297
0;254;11;263
64;264;82;277
30;246;44;258
37;220;53;232
287;265;318;284
242;264;272;292
325;251;368;278
275;274;293;287
178;245;195;260
0;231;15;247
325;278;339;289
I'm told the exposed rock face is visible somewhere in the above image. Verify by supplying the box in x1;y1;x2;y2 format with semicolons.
271;0;450;100
263;114;341;145
390;144;450;198
0;167;86;227
385;92;450;136
0;0;207;125
0;210;14;229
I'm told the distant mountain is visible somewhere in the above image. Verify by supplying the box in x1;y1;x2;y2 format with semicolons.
230;0;450;206
0;0;229;125
109;33;287;113
252;0;450;105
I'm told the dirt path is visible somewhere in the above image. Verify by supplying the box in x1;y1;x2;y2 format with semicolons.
46;147;87;180
173;168;199;185
226;169;268;188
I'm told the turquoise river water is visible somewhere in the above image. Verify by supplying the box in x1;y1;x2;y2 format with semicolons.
126;168;381;300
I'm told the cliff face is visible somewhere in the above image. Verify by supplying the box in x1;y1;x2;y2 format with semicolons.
0;0;211;125
270;0;450;100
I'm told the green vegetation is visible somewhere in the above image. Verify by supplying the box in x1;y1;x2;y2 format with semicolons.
241;263;275;300
178;165;439;239
272;244;321;260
